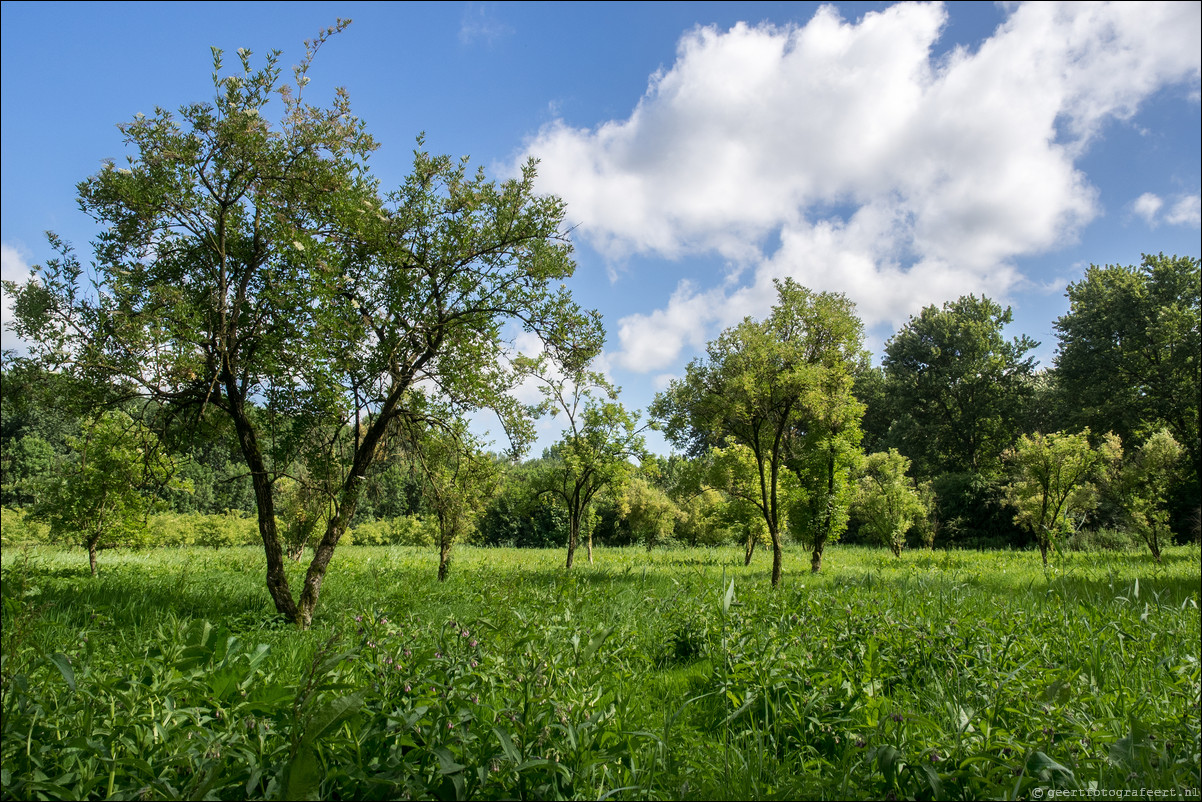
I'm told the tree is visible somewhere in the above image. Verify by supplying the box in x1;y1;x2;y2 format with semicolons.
613;476;682;551
399;405;499;581
33;410;184;574
1053;254;1200;493
1124;429;1182;563
1003;429;1121;566
533;370;647;568
707;443;782;565
653;279;866;583
854;450;926;557
4;27;600;627
883;295;1038;477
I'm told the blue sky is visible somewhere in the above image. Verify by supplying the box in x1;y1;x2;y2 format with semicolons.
3;2;1200;456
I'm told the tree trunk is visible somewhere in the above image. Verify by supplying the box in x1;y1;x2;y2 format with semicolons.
566;514;578;569
587;529;594;564
438;541;451;582
229;401;298;622
770;529;782;586
744;527;757;565
88;538;98;577
811;547;822;573
1039;540;1049;566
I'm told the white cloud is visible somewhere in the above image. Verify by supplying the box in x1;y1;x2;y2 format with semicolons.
517;1;1202;372
1165;194;1202;228
1133;192;1165;225
1;242;34;354
1132;191;1201;228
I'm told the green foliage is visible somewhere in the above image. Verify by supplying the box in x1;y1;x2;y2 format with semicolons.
654;279;866;582
1004;429;1122;566
345;516;437;547
0;507;51;546
1054;254;1200;491
1124;429;1183;562
30;411;185;574
883;295;1038;477
614;475;684;551
853;450;927;556
532;370;647;567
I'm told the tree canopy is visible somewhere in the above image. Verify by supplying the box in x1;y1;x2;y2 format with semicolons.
883;295;1037;478
1053;254;1200;489
653;278;866;583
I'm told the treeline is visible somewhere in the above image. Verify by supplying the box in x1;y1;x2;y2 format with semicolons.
4;254;1197;569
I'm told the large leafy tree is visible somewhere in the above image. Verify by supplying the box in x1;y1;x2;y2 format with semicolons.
883;295;1038;477
5;27;599;627
653;279;866;583
1053;254;1200;490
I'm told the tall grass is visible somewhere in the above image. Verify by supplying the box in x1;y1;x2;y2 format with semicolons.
2;544;1199;799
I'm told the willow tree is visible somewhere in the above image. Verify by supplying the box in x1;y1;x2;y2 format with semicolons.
5;25;600;627
653;279;866;584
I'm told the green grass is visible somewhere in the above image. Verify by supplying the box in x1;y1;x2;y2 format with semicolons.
3;544;1199;799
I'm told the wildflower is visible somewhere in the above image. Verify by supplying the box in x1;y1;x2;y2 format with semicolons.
470;640;477;648
404;684;411;693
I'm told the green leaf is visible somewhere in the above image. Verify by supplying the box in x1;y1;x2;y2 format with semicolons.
47;653;75;693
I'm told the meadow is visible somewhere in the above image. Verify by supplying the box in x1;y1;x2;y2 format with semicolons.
2;544;1199;800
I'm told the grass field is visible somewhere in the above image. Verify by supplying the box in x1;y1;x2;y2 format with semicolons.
2;544;1199;800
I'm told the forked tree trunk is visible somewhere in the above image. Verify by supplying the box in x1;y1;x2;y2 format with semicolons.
744;528;757;565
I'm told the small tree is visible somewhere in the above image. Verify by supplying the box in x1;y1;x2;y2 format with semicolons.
854;449;925;556
1125;429;1182;563
1004;429;1121;565
533;370;647;568
34;410;183;574
615;476;683;551
402;411;499;581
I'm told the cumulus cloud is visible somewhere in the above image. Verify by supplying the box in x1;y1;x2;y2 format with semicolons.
1165;194;1202;227
1132;191;1202;228
1133;192;1165;225
516;1;1201;372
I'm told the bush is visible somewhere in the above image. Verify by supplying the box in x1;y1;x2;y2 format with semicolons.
1065;527;1139;552
347;516;436;546
0;506;51;546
